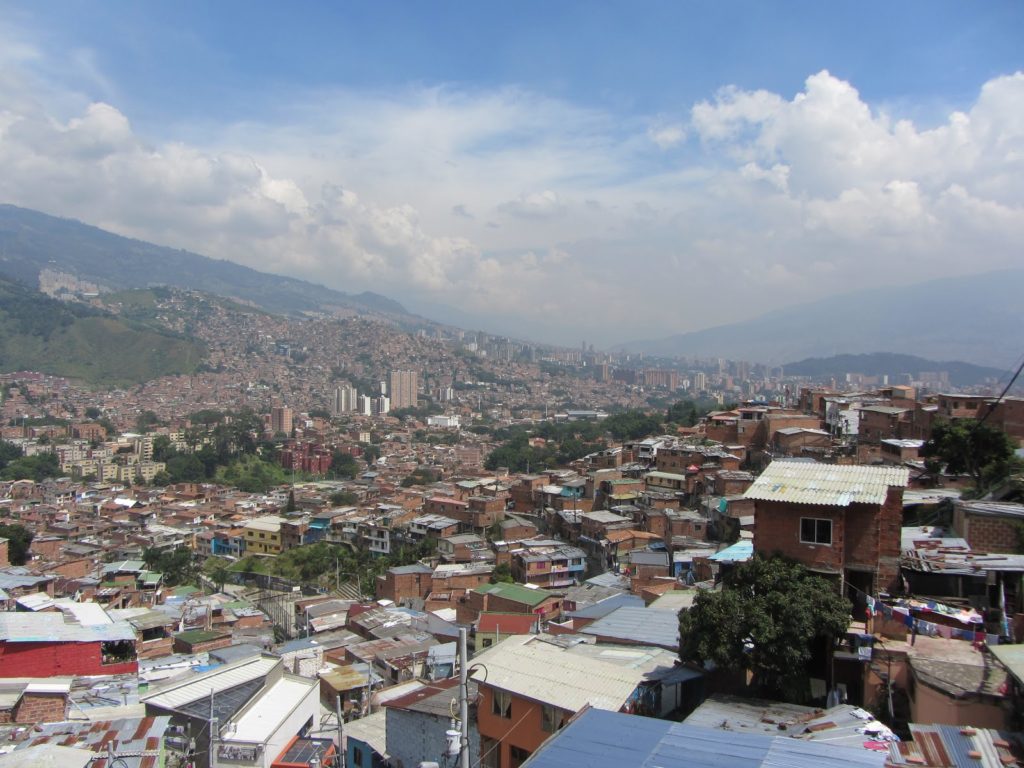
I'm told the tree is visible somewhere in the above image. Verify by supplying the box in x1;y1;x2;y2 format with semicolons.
490;563;514;584
0;523;33;565
84;406;102;420
330;490;359;506
0;441;23;471
0;452;59;482
331;450;359;479
152;435;175;463
602;410;664;440
666;399;700;427
679;555;851;703
135;410;161;432
922;419;1019;492
286;489;297;513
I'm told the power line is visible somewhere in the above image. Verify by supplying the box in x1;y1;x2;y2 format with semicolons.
975;352;1024;430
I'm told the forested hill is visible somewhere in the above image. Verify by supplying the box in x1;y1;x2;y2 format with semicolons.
0;277;205;385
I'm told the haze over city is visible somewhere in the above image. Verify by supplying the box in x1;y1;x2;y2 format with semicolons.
1;1;1023;346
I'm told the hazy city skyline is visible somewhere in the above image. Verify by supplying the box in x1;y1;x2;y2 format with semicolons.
0;2;1022;346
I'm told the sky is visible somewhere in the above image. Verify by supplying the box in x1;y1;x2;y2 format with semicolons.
1;2;1023;347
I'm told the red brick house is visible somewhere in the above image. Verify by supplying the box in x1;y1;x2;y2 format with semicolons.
376;563;433;603
952;500;1024;554
746;460;909;597
0;612;138;677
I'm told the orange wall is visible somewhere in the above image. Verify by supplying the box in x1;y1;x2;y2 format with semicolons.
477;685;562;767
911;680;1008;729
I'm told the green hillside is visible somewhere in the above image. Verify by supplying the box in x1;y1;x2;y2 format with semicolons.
0;278;205;385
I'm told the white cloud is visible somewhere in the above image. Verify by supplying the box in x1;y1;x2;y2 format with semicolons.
0;31;1022;346
498;190;565;219
647;122;686;149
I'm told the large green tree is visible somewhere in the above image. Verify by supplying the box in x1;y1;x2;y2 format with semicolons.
679;555;851;702
922;419;1019;492
0;523;34;565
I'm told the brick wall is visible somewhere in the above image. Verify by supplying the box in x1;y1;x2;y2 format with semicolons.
754;489;903;594
754;500;844;574
13;692;67;723
0;540;7;568
377;571;431;602
961;514;1020;554
0;640;138;677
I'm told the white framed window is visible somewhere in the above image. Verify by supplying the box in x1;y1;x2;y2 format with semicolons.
800;517;832;545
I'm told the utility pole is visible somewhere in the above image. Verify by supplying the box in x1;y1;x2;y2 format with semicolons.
342;696;350;765
209;688;218;766
458;627;470;768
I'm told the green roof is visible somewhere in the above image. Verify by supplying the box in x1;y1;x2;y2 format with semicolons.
175;629;228;644
476;582;553;607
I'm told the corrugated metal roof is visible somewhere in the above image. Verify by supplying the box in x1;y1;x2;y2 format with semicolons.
7;716;170;768
521;708;887;768
141;654;278;710
469;635;654;712
579;606;679;650
229;675;316;742
744;461;909;507
990;643;1024;683
0;612;135;643
957;500;1024;520
708;539;754;562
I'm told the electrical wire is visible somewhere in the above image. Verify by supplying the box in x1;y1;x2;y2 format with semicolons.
975;352;1024;429
473;707;535;768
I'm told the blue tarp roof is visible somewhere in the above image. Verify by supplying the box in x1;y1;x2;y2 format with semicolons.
708;539;754;562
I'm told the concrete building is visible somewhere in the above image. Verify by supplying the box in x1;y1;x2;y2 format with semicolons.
389;370;419;410
270;406;294;436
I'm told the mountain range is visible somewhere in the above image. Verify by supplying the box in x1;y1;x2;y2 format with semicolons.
618;270;1024;368
0;204;413;322
781;353;1006;388
1;203;1019;374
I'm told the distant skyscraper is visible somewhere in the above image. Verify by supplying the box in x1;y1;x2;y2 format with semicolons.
358;395;373;415
270;406;293;436
389;370;418;409
332;384;358;415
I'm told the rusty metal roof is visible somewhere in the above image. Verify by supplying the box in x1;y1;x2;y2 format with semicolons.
744;461;909;507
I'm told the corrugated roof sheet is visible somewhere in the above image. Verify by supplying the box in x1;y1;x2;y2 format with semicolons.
990;643;1024;683
141;654;278;711
522;708;887;768
7;716;170;768
229;675;316;742
709;539;754;562
0;612;135;643
579;606;679;650
469;635;653;712
744;461;908;507
475;582;553;606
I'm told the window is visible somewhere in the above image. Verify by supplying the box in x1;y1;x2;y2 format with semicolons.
509;745;531;768
352;745;365;767
481;637;493;648
541;704;563;733
480;737;500;768
800;517;832;545
491;689;511;718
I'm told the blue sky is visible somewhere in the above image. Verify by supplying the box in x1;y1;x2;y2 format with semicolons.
1;2;1023;345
